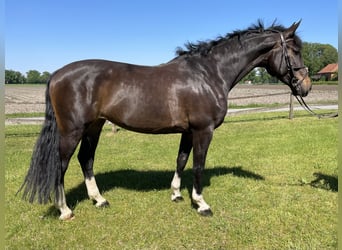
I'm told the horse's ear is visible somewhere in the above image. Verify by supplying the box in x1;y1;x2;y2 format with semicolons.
284;20;301;38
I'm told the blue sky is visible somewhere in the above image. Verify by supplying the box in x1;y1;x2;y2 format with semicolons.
6;0;338;74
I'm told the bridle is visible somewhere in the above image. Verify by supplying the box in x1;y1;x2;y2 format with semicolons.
279;33;308;94
279;33;337;118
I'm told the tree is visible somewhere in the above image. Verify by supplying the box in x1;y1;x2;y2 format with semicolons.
26;70;42;83
302;42;338;77
40;71;51;83
5;70;26;84
241;68;257;83
257;68;275;84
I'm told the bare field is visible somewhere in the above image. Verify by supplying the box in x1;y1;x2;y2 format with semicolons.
5;84;338;114
5;85;46;114
228;84;338;106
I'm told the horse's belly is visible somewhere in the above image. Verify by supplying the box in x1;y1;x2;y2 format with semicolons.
103;105;189;134
112;118;189;134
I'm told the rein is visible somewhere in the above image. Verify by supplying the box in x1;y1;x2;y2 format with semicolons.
293;95;338;118
279;33;338;119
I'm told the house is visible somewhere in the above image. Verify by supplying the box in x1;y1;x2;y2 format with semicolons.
316;63;338;80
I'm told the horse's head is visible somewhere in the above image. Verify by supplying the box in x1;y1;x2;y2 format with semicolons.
265;21;311;97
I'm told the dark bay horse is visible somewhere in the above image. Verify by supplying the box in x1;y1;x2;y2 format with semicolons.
20;21;311;220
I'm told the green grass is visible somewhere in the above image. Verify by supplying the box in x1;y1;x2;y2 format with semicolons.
5;112;337;249
228;103;284;109
312;81;338;85
5;83;47;86
5;112;45;119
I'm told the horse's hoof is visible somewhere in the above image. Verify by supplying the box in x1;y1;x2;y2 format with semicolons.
96;200;110;208
59;212;75;221
172;196;184;202
198;209;213;217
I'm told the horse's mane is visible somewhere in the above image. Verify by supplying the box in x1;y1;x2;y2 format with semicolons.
175;20;301;56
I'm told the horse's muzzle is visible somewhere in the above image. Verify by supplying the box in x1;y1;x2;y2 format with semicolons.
297;75;312;97
291;73;311;97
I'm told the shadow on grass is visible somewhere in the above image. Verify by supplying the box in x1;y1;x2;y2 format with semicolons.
309;172;338;192
60;166;264;211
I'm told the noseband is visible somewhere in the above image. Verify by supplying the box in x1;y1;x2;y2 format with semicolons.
279;33;308;93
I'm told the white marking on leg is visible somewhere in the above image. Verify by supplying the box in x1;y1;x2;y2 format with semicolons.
171;172;183;201
192;187;210;212
85;176;107;207
55;185;74;220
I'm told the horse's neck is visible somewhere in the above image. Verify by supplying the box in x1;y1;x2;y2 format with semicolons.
212;34;277;95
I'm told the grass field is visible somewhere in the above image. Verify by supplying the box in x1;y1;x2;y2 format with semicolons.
5;112;337;249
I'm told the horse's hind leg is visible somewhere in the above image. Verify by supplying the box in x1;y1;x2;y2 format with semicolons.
57;129;84;220
77;119;109;207
171;132;192;201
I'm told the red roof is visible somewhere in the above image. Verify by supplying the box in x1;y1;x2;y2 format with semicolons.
318;63;338;74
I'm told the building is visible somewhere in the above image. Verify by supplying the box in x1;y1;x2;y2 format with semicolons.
316;63;338;81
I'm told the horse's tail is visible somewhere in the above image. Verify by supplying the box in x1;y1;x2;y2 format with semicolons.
18;78;61;204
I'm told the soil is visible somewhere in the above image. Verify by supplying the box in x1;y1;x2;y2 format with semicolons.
5;84;338;114
228;84;338;106
5;85;46;114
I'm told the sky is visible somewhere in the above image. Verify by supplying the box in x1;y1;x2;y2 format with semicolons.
5;0;338;75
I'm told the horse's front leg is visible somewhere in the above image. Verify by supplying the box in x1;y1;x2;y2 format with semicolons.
171;133;192;201
191;128;213;216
